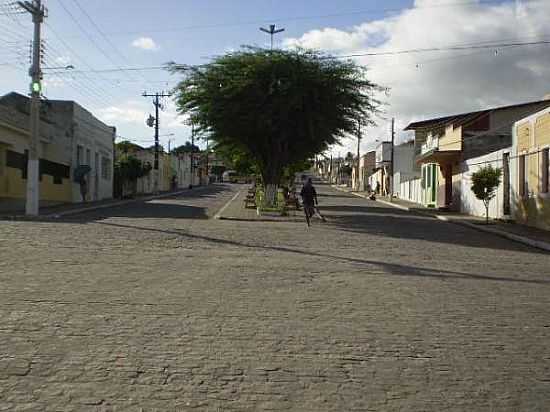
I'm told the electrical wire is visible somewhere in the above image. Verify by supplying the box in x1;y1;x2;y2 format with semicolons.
68;0;151;86
86;0;535;38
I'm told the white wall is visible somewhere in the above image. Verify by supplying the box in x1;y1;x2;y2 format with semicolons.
459;148;510;219
397;175;422;204
72;104;115;202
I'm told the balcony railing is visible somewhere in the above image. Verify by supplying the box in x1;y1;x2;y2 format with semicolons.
421;134;439;154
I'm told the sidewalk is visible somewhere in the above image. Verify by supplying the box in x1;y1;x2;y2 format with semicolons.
0;187;200;220
335;186;550;253
215;189;304;222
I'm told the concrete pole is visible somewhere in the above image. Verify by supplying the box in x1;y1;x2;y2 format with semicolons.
154;93;160;194
356;123;361;191
390;117;395;201
21;0;45;216
190;123;194;188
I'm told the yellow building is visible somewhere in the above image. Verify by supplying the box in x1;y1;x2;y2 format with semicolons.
512;107;550;231
0;92;115;213
0;102;72;211
406;99;550;214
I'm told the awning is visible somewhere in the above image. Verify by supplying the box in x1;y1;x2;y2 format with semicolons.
416;149;461;164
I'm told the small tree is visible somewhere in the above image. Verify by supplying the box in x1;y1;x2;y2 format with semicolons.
114;156;152;198
471;166;502;224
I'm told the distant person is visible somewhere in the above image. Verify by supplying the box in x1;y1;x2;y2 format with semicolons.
375;181;381;195
300;178;325;226
79;178;88;202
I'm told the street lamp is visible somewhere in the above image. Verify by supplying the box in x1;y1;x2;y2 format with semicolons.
42;64;74;71
260;24;285;50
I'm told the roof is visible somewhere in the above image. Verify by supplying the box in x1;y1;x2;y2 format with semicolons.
404;98;550;131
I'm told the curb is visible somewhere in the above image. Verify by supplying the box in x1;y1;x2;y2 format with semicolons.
216;216;304;223
435;216;550;253
45;188;197;218
330;183;550;253
213;191;242;220
214;190;304;223
373;191;550;253
0;187;206;220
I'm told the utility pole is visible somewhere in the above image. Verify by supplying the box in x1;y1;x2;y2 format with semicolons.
260;24;285;50
205;135;209;186
330;154;333;183
143;91;171;194
190;122;195;188
356;122;361;191
390;117;395;201
19;0;45;216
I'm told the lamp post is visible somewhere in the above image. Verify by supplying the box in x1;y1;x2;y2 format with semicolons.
260;24;285;50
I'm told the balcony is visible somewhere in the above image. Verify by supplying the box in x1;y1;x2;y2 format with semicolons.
421;134;439;155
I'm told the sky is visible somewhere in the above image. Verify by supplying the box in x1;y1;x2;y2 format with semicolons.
1;0;549;155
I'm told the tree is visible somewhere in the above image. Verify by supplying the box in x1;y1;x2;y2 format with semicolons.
471;166;502;224
171;141;200;154
115;140;144;154
113;156;152;198
171;47;380;204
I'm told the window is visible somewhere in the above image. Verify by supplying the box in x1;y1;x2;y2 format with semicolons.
101;156;111;180
86;149;91;167
542;148;549;194
519;155;528;198
76;145;84;166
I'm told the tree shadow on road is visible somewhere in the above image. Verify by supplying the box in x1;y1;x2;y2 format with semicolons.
92;220;550;286
3;184;237;223
318;203;548;255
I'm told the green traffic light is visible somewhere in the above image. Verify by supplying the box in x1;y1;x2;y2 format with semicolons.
32;81;41;93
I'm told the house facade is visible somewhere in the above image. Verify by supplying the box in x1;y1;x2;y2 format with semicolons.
405;99;550;218
511;107;550;231
369;142;392;195
354;151;376;192
393;141;421;203
0;92;115;212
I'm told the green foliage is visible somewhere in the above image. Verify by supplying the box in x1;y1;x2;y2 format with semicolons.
115;140;144;153
170;47;381;187
281;159;313;187
214;143;258;176
115;156;152;183
341;165;353;176
171;141;200;154
210;165;226;177
471;165;502;223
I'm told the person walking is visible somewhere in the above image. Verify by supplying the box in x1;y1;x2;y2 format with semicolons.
300;177;326;226
79;177;88;203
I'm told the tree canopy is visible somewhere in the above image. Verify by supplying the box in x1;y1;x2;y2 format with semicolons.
170;47;381;192
171;141;200;155
471;165;502;224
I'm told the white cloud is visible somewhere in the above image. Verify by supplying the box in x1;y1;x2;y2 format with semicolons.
98;103;147;125
284;0;550;154
131;37;159;51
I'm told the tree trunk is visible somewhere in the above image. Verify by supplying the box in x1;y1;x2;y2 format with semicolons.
265;184;277;207
485;202;489;225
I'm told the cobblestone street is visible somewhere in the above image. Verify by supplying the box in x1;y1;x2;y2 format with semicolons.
1;182;550;411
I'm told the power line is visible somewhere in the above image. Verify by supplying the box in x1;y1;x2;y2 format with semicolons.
67;0;150;85
76;0;532;38
321;40;550;59
41;37;550;77
53;0;142;92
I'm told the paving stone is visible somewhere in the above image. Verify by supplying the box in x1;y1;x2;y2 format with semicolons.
0;183;549;410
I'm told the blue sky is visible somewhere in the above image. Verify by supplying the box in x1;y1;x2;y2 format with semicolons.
2;0;549;153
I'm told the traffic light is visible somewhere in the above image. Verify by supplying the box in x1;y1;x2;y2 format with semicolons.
31;81;41;94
